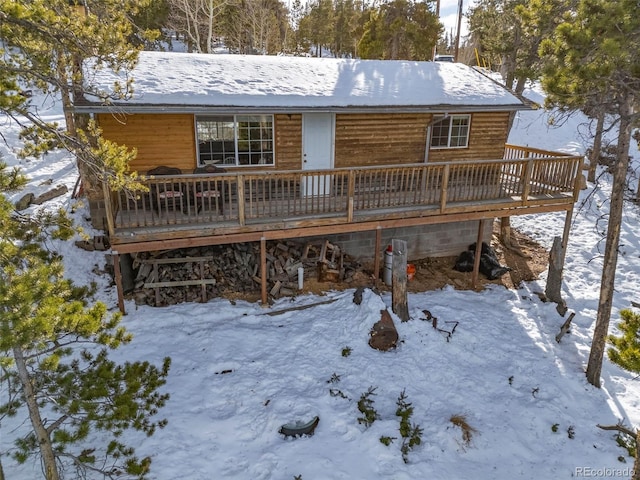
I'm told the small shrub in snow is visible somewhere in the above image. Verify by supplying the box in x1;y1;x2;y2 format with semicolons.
328;373;348;399
357;386;380;428
396;389;423;463
379;435;396;446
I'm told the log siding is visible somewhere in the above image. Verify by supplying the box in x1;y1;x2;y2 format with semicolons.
97;111;512;176
334;113;430;167
97;113;197;174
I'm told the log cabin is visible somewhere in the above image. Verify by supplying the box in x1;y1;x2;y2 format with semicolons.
72;51;583;309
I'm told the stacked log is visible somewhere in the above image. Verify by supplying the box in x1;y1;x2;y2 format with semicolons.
127;239;363;306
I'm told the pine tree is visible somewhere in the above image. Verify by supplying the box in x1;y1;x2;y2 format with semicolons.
0;0;156;208
357;0;440;61
608;309;640;374
538;0;640;387
0;161;171;479
467;0;522;77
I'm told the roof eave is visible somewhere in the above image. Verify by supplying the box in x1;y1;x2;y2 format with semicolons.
72;103;531;115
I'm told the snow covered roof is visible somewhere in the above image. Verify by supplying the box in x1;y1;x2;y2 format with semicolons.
78;51;529;114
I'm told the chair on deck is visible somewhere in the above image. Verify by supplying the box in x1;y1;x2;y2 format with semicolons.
193;164;226;213
147;166;185;212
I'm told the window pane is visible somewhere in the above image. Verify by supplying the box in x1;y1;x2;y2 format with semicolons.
450;116;469;147
196;116;235;165
430;115;469;149
237;115;274;165
237;139;250;152
430;116;450;148
196;115;274;166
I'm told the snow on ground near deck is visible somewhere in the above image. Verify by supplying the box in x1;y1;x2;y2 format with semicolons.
3;70;640;479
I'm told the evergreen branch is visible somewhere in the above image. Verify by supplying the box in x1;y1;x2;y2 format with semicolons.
22;340;88;361
57;449;121;480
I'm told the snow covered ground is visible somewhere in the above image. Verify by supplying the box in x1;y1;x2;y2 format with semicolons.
2;75;640;480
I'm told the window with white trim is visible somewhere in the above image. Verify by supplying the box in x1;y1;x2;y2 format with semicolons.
196;115;274;166
430;114;470;148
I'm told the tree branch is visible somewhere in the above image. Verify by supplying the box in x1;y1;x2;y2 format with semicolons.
597;423;636;438
45;415;69;436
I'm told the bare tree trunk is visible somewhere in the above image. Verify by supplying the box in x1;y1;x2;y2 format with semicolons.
588;111;605;183
205;0;215;53
12;347;60;480
169;0;204;52
545;236;564;305
586;95;634;388
635;430;640;480
55;51;77;138
514;75;527;95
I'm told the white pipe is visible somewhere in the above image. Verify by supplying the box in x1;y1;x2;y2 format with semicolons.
298;266;304;290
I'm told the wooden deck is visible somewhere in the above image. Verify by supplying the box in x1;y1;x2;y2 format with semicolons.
105;145;583;254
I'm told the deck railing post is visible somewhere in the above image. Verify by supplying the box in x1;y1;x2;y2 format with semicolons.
521;159;533;205
572;157;585;201
347;170;355;222
102;180;116;237
440;164;450;212
237;175;246;226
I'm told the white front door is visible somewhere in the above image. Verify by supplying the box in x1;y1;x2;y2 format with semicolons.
302;113;334;195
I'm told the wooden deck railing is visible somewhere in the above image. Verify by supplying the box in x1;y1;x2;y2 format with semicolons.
105;145;583;242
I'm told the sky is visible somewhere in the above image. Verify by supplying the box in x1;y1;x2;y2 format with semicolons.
439;0;471;38
3;55;640;480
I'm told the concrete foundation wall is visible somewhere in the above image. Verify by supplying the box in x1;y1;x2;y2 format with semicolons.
308;220;495;263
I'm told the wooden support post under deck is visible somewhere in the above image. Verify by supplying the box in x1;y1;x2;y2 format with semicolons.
113;253;126;314
560;207;573;267
500;216;511;246
472;219;485;289
373;227;382;286
260;237;268;306
391;239;409;321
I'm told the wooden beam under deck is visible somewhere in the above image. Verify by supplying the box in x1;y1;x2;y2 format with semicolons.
110;200;573;255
